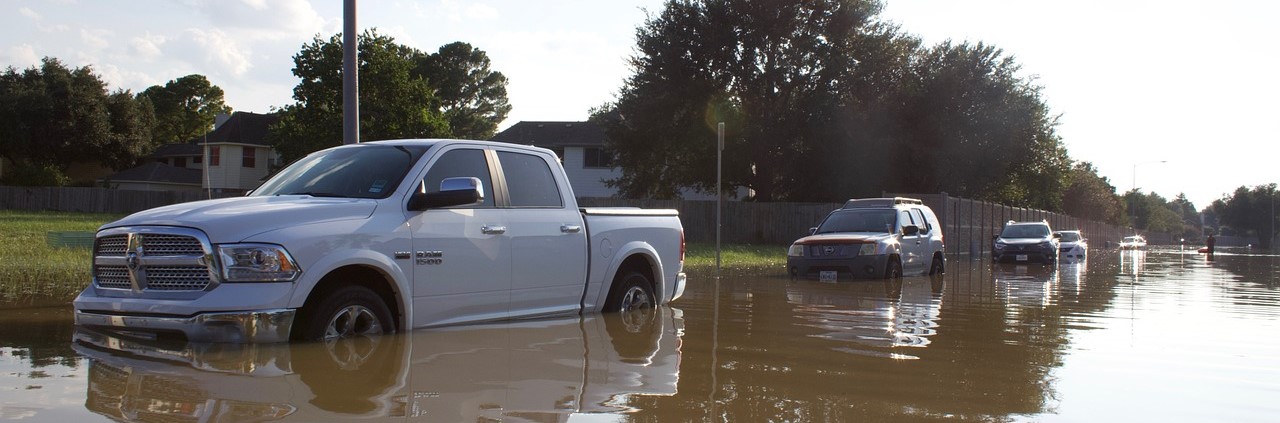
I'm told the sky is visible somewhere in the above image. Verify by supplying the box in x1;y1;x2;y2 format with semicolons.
2;0;1275;208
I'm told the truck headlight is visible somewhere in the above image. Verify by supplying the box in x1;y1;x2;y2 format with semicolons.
858;244;876;256
788;244;805;257
217;244;301;282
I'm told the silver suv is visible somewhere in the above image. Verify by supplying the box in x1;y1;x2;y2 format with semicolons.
787;197;946;280
992;220;1061;265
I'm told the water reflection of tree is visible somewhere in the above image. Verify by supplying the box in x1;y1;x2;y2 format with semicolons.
626;262;1126;421
0;306;78;369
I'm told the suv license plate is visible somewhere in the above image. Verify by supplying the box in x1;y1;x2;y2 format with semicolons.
1016;254;1028;261
820;271;837;282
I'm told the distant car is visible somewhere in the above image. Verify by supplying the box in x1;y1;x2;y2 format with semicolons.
1055;230;1087;260
786;197;946;280
992;220;1060;265
1119;235;1147;250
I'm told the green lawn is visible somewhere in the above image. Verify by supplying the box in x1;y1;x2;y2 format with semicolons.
684;242;787;272
0;210;120;305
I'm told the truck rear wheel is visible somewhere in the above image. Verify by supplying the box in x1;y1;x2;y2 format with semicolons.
605;271;656;313
300;285;394;341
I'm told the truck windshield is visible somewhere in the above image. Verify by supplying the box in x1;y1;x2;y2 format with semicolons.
1001;225;1050;239
816;209;897;234
251;145;427;199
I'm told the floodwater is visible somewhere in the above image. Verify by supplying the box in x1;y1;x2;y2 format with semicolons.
2;248;1278;422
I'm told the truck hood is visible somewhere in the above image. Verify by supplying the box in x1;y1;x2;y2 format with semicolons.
102;195;378;243
793;233;893;245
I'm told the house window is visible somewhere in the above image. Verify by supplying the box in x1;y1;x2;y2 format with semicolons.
583;147;614;168
243;147;256;168
174;157;186;168
210;146;220;166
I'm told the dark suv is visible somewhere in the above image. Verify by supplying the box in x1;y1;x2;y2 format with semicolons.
992;220;1060;265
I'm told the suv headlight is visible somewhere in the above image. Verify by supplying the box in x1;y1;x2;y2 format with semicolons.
858;243;876;256
788;244;805;257
994;242;1006;251
217;243;301;282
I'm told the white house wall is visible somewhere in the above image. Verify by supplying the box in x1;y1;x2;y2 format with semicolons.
563;146;620;198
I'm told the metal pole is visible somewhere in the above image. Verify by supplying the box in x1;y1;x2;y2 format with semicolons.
343;0;359;144
716;122;724;274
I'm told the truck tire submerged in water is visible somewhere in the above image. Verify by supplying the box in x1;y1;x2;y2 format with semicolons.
606;271;656;313
299;285;395;341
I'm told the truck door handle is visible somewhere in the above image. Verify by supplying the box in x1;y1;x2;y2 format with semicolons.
561;225;582;233
481;225;507;235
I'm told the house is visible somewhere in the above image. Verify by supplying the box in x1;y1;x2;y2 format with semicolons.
101;111;281;195
491;120;744;200
490;121;618;197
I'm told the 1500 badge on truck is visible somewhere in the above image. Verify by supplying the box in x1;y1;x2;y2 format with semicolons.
73;139;687;343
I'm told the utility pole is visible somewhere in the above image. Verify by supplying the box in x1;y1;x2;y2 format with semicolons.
716;122;724;275
343;0;359;144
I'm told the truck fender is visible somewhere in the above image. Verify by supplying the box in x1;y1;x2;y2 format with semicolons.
591;241;664;309
286;249;413;330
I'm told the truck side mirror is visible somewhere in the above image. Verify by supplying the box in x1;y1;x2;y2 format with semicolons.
408;177;485;211
809;227;818;235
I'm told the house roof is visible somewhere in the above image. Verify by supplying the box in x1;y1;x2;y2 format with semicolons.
152;142;201;157
187;111;280;146
101;162;202;186
490;121;605;148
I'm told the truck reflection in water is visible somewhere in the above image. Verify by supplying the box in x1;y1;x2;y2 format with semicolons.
74;306;683;421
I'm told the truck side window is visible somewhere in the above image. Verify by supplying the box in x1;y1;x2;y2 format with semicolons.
423;148;495;208
497;151;563;208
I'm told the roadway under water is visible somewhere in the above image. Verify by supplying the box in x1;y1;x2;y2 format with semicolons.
2;247;1278;421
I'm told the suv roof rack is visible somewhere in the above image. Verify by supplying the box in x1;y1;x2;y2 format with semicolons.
842;197;923;209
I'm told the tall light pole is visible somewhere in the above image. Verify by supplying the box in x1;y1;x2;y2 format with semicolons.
1130;160;1167;233
343;0;359;144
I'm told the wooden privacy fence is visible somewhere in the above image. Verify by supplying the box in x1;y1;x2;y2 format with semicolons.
2;186;1174;255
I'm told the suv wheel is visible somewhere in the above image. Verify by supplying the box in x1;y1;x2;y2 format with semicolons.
929;255;945;275
885;258;903;279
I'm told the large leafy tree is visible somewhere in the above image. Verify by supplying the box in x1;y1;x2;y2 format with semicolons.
415;42;511;140
898;42;1070;210
138;74;231;144
0;58;155;185
603;0;885;201
270;30;450;162
1061;162;1126;225
603;0;1069;205
1210;184;1279;249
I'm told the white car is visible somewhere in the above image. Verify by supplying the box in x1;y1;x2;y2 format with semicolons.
1119;235;1147;250
1055;230;1087;261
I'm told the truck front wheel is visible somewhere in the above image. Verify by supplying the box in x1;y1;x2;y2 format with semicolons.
299;285;395;341
606;271;656;313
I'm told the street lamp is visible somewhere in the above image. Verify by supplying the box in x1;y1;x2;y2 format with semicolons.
1130;160;1168;234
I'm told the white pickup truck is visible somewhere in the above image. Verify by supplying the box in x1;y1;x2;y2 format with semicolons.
73;139;687;342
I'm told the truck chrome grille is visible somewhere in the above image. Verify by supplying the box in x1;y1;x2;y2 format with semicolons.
92;228;216;292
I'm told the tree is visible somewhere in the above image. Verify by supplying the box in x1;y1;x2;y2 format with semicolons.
139;74;231;144
271;31;513;162
604;0;886;201
897;41;1070;210
0;58;156;185
415;42;511;140
603;0;1069;205
1211;184;1279;249
1061;162;1126;225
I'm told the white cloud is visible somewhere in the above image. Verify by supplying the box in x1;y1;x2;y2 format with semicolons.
79;28;112;51
129;33;166;60
19;7;41;20
189;0;327;38
3;44;41;68
176;28;253;76
466;3;499;20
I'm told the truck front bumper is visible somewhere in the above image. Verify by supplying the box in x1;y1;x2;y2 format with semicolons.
74;308;296;343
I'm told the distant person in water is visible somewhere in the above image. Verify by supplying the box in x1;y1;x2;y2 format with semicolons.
1206;233;1216;259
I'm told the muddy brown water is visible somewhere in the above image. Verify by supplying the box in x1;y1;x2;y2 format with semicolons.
2;248;1278;422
